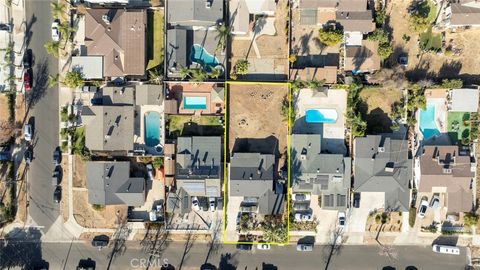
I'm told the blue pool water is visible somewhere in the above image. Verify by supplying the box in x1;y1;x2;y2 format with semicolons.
184;96;207;110
145;111;161;147
305;109;337;123
190;44;220;72
419;103;440;140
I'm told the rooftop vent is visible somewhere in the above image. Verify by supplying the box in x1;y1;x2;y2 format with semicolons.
385;162;394;173
205;0;211;8
443;168;452;174
378;147;385;153
102;14;111;25
300;154;307;160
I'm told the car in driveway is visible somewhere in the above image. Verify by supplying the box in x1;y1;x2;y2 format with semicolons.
53;186;61;203
296;243;313;252
294;193;311;201
353;192;360;208
338;212;346;229
146;164;154;180
23;70;32;91
256;242;271;250
191;196;200;211
295;212;313;222
24;124;32;142
53;148;61;166
418;196;429;218
430;194;440;209
293;202;310;211
209;197;216;212
51;20;60;42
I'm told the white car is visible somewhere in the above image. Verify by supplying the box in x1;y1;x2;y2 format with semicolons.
430;194;440;209
338;212;346;229
24;124;32;142
51;20;60;42
418;197;429;218
295;213;313;222
256;243;271;250
191;196;200;211
209;197;216;212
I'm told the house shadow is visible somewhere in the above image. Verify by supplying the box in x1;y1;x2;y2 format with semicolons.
181;121;224;137
362;107;393;134
432;233;459;246
297;235;315;244
0;227;43;269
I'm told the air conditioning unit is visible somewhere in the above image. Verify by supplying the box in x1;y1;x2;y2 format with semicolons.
443;168;452;174
378;147;385;153
205;0;211;8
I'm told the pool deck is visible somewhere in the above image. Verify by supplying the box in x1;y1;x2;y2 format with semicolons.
293;88;347;154
167;82;224;115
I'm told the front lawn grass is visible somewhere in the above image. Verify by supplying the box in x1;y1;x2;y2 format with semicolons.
447;112;470;144
146;9;164;70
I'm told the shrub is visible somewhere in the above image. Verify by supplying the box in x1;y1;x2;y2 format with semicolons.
464;213;479;226
375;214;382;224
91;204;105;211
441;79;463;89
318;28;343;46
378;42;394;60
409;207;417;227
152;157;164;169
367;29;389;44
64;70;84;89
234;60;250;75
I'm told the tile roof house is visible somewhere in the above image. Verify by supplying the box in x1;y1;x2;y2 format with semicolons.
344;40;380;73
229;152;285;215
448;88;480;112
86;161;145;206
175;136;222;197
291;134;351;210
419;145;475;213
449;1;480;27
168;0;224;27
84;8;146;78
354;134;412;212
230;0;276;35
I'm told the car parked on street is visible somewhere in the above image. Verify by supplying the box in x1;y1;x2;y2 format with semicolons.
353;192;360;208
191;196;200;211
418;196;429;218
24;124;32;142
53;186;61;203
295;212;313;222
51;20;60;42
23;49;32;69
24;147;33;165
256;242;271;250
23;70;32;91
236;243;252;251
91;235;109;249
52;168;60;186
53;148;61;166
296;243;313;252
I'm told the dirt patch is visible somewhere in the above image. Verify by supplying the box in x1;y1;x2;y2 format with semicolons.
15;94;25;125
366;211;403;232
73;190;126;229
15;161;27;223
359;87;402;133
73;155;86;188
228;83;288;167
60;157;69;222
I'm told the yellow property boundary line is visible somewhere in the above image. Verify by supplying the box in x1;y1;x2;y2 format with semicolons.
222;81;292;245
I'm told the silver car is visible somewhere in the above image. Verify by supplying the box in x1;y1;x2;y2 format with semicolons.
297;243;313;252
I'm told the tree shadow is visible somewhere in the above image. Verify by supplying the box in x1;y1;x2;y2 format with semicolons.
26;57;49;108
219;253;238;270
245;16;267;59
24;13;37;49
438;60;462;79
405;58;435;82
0;227;43;269
322;228;345;270
364;107;393;134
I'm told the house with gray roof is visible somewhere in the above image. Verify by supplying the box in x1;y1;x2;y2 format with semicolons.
353;134;412;212
167;0;224;28
166;188;191;214
229;152;284;215
175;136;222;197
291;134;351;210
135;85;163;106
101;86;135;105
86;161;145;206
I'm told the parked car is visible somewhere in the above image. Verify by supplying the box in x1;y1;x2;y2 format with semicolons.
256;242;271;250
398;54;408;67
191;196;200;211
23;70;32;91
294;193;311;201
338;212;346;229
293;202;309;211
418;196;429;218
24;124;32;142
432;244;460;255
236;243;252;251
53;148;61;166
91;235;109;249
430;194;440;209
146;164;154;180
295;213;313;222
24;147;32;165
209;197;216;212
53;186;61;203
23;49;32;69
51;20;60;42
353;192;360;208
52;169;60;186
296;243;313;252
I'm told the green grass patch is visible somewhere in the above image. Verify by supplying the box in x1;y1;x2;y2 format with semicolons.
419;26;441;52
166;115;223;139
146;9;164;70
447;112;470;144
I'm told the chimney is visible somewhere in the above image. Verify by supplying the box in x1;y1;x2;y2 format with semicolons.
317;168;320;173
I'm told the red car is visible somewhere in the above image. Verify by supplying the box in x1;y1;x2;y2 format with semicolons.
23;70;32;91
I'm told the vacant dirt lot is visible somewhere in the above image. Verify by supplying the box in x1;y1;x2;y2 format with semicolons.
73;190;126;228
228;83;288;165
388;0;480;82
73;155;86;188
359;87;402;133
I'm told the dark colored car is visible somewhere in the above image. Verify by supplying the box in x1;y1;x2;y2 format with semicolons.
53;186;61;203
23;49;32;69
91;235;109;248
53;148;61;166
353;192;360;208
236;243;253;251
52;167;60;186
23;70;32;91
24;147;33;165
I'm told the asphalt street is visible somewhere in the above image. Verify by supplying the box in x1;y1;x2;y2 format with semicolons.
24;0;60;234
0;239;469;270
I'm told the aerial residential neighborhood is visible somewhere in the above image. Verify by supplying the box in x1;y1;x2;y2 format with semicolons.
0;0;480;269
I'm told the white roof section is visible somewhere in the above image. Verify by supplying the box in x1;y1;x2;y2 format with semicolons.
244;0;276;15
230;0;276;35
71;56;104;79
0;30;9;49
450;88;480;112
344;31;363;46
0;4;8;23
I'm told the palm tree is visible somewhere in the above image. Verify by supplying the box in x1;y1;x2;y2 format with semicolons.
148;68;162;84
190;68;206;82
44;41;60;58
215;24;231;52
50;2;66;20
179;67;191;80
208;67;222;79
48;74;60;88
58;22;76;44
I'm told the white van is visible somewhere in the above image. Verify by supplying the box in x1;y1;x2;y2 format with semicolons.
432;244;460;255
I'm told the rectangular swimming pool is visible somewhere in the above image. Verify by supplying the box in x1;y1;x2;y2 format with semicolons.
184;96;207;110
305;109;337;123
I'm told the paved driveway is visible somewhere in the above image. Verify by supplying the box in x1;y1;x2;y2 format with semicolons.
224;196;242;242
346;192;384;243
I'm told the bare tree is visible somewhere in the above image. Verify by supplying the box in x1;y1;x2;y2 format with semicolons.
107;217;131;270
323;228;345;270
0;120;15;144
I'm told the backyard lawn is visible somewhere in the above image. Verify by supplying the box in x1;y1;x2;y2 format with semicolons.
146;9;164;70
447;112;470;144
359;87;403;133
166;115;223;138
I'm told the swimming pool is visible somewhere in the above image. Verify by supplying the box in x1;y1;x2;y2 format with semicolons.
144;111;161;147
305;109;338;123
184;96;207;110
190;44;220;72
419;103;440;140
